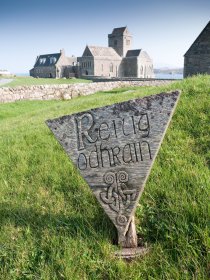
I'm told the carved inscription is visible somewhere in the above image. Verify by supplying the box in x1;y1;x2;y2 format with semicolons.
100;171;136;226
74;111;153;222
75;112;152;171
76;112;150;150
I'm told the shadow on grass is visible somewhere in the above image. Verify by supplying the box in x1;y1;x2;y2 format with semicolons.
0;203;117;243
100;87;137;94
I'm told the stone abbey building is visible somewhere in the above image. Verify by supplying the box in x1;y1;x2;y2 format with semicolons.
30;27;154;79
30;49;77;79
184;21;210;77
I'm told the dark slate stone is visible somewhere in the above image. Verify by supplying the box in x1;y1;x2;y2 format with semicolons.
46;91;180;237
34;53;61;67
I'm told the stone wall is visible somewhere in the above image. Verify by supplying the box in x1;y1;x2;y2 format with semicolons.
94;57;122;77
0;80;174;104
138;51;154;78
30;65;56;78
184;53;210;77
123;57;137;77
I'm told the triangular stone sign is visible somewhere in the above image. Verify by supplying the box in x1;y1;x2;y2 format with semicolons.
46;91;180;237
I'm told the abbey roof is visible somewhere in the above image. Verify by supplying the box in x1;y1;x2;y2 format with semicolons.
126;49;141;57
82;46;121;58
34;53;61;67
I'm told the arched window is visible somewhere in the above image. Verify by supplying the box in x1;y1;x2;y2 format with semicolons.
149;65;153;73
140;66;143;75
110;63;113;73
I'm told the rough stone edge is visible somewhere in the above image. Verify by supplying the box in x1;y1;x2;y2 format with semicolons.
0;80;175;104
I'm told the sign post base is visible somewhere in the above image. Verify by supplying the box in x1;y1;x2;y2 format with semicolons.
114;246;150;260
116;216;149;260
118;216;137;248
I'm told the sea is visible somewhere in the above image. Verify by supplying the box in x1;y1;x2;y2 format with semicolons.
15;73;29;76
155;73;183;80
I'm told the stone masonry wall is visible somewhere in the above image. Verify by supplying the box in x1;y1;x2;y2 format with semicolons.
0;80;174;104
184;22;210;77
94;58;122;77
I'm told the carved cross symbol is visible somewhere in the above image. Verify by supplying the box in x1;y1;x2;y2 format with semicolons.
100;171;136;226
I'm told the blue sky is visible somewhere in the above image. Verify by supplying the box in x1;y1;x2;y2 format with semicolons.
0;0;209;73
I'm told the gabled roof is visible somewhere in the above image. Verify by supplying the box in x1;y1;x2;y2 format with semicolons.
126;49;141;57
111;27;127;35
82;46;121;58
82;46;93;57
34;53;61;67
141;51;152;60
108;26;131;38
184;21;210;56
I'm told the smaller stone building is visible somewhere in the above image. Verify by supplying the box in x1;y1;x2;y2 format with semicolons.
30;49;77;78
184;21;210;77
123;49;154;78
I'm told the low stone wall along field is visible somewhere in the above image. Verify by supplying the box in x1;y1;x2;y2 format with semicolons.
0;80;174;103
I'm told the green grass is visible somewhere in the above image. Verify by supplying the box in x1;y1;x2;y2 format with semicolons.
0;75;209;279
0;76;91;88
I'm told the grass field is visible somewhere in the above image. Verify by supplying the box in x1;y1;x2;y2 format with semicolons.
0;76;91;88
0;75;209;279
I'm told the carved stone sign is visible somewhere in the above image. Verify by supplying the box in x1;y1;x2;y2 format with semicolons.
46;91;180;242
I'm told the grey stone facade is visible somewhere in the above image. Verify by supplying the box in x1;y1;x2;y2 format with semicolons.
184;21;210;78
78;46;122;77
108;27;133;57
79;27;154;78
30;27;154;79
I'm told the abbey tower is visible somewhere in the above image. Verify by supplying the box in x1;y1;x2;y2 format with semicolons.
108;27;133;57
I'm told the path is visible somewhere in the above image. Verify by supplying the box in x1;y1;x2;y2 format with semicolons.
0;79;13;86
